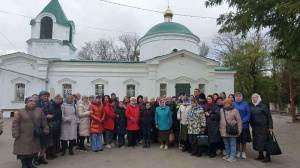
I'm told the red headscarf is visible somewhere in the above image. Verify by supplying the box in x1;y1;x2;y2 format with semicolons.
206;95;215;110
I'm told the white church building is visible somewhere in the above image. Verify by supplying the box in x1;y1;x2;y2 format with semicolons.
0;0;236;117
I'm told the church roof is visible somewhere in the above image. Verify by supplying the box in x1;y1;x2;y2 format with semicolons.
31;0;72;27
143;22;195;38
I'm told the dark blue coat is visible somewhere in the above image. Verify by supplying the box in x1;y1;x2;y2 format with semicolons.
36;100;54;143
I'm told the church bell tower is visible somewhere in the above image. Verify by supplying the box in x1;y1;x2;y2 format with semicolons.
26;0;76;60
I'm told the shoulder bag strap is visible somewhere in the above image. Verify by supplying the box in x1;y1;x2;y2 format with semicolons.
25;110;37;127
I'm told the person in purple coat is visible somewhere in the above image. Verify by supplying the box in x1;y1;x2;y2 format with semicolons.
232;92;251;159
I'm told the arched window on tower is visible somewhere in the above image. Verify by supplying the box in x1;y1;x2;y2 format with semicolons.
40;16;53;39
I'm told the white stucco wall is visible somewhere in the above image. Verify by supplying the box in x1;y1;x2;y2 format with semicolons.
139;33;199;61
0;51;236;118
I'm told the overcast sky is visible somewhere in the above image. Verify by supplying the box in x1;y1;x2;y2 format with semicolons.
0;0;231;55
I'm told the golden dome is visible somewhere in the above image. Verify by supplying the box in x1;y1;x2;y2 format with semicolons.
164;6;173;18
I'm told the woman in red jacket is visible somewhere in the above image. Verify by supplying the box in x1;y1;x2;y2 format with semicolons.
90;96;105;152
125;97;140;148
104;99;117;149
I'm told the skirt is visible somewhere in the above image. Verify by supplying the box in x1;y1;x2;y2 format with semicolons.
179;125;188;141
237;128;252;144
159;130;170;142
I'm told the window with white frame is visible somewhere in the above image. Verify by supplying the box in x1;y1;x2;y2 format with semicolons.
62;84;72;99
15;83;25;101
95;84;104;97
127;85;135;97
160;83;167;97
198;84;205;94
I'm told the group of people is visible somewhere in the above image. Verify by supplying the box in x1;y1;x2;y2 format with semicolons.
11;88;274;168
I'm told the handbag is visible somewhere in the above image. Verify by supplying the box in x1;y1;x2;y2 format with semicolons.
223;110;239;135
169;130;175;142
266;132;282;155
26;110;43;137
196;134;210;147
48;119;60;132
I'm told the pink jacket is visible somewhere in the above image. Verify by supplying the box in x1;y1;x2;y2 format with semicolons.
219;107;242;137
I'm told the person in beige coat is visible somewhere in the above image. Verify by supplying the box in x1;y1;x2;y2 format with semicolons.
12;97;49;168
177;97;192;152
220;99;242;162
77;95;92;152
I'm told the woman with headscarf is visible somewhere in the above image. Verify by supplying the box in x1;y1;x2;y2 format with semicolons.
125;97;140;148
137;95;144;144
12;97;49;168
220;92;227;100
205;95;221;158
177;96;192;152
90;95;105;152
250;93;274;163
155;99;172;150
60;95;78;156
77;95;92;152
187;100;206;157
35;90;54;165
232;92;251;159
48;94;63;159
219;99;242;162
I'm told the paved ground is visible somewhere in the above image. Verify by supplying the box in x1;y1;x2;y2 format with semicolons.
0;113;300;168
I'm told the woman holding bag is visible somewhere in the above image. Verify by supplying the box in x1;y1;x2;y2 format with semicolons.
250;93;274;163
219;99;242;162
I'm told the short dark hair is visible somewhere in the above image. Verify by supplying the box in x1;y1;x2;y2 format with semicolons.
111;93;116;96
194;88;200;92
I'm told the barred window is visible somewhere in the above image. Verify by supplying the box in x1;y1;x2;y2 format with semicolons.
127;85;135;97
160;83;167;97
62;84;72;99
15;83;25;101
95;84;104;97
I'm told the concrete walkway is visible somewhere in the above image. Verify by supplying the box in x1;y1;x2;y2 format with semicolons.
0;113;299;168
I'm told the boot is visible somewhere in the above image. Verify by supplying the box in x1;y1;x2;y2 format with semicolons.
21;159;29;168
33;157;40;165
38;156;48;164
69;140;74;155
147;143;150;148
60;140;67;156
262;154;271;163
196;146;202;157
255;152;265;160
191;145;197;156
26;157;37;168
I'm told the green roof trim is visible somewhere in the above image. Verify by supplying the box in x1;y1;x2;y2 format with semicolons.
215;67;236;71
52;60;145;63
30;19;36;25
143;22;195;37
40;0;71;27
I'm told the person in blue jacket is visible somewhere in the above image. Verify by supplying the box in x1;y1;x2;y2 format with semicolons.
155;100;173;150
232;92;251;159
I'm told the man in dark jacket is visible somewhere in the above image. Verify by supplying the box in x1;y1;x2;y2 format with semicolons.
141;102;155;148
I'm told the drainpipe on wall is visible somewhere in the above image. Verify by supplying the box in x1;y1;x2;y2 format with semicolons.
45;61;52;91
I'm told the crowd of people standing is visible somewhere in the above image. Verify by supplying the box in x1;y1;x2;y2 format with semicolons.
11;88;274;168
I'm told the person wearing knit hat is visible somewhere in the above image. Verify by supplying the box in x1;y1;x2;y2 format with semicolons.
219;98;242;162
12;96;49;168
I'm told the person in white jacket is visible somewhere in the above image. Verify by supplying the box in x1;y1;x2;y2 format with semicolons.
177;96;192;152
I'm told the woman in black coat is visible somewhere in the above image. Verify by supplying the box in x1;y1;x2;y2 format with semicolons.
205;96;222;158
140;102;155;148
47;95;63;159
115;101;127;148
250;93;273;163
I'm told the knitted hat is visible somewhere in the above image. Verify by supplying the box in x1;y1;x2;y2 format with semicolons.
223;98;232;106
25;97;36;104
199;93;206;100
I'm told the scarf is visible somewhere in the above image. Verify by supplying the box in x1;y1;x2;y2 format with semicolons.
252;94;262;107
